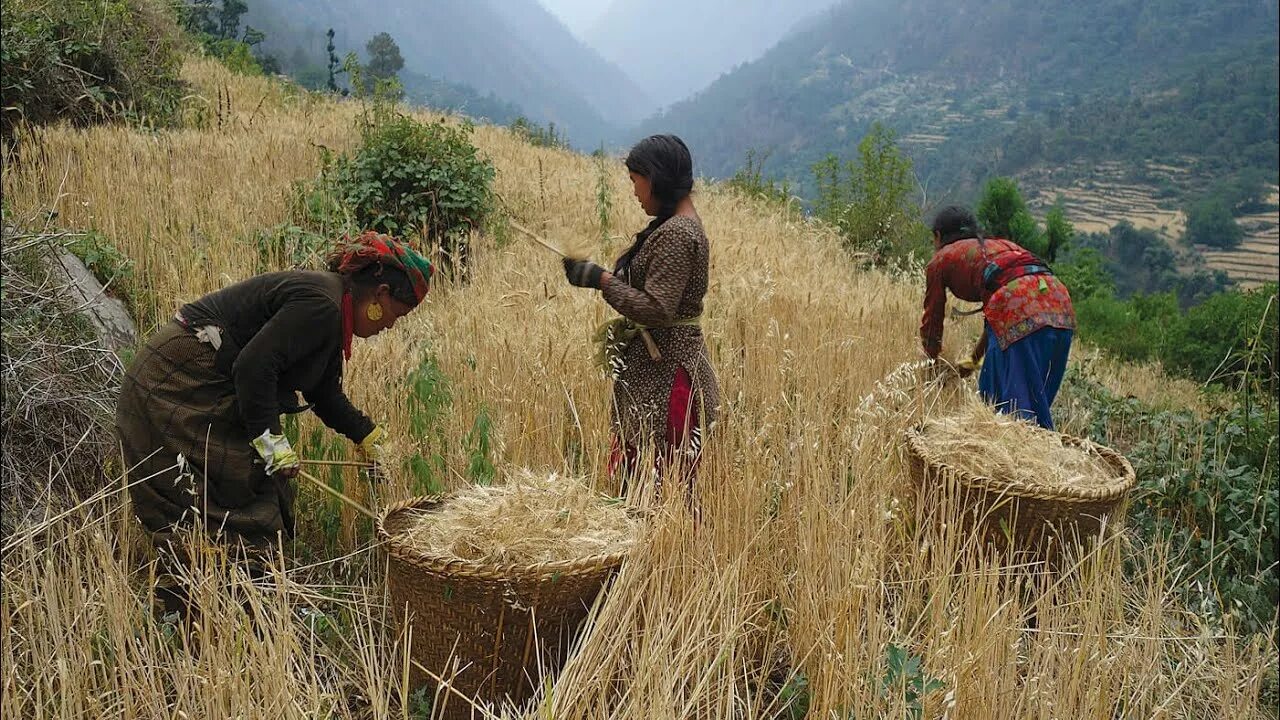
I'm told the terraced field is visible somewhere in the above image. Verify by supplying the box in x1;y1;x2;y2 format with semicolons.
1198;194;1280;288
1024;163;1278;288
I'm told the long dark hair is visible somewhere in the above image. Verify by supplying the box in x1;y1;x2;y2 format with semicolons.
616;134;694;274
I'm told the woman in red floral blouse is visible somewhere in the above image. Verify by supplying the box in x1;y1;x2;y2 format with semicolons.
920;206;1076;429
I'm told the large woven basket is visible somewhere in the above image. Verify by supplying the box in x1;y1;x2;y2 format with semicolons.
903;426;1136;560
376;495;628;718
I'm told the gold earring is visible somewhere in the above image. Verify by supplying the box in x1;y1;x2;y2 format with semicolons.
365;302;384;322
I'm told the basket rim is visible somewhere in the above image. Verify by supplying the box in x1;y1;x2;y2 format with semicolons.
375;494;632;583
903;424;1136;502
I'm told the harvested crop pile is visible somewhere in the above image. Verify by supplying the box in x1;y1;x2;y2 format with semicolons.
396;470;641;564
920;396;1120;489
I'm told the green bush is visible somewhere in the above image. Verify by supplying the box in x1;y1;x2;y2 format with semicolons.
1063;372;1278;637
203;37;264;76
975;177;1047;255
1184;196;1245;249
509;116;568;149
728;149;798;210
329;108;495;275
812;123;930;263
0;0;185;141
1073;283;1278;392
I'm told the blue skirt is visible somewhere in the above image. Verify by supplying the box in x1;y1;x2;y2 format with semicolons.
978;325;1074;430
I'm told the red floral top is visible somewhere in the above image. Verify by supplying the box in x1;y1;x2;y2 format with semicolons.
920;237;1075;357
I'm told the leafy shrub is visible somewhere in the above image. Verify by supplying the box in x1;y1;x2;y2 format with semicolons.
813;123;930;263
1072;283;1278;392
975;177;1049;256
67;230;135;297
328;108;495;276
509;116;569;149
203;37;264;76
1062;371;1278;636
0;0;185;141
1183;196;1245;249
729;149;798;210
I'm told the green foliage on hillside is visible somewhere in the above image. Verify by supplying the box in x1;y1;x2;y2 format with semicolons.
1184;197;1245;249
727;150;798;210
1070;282;1277;389
975;178;1049;257
1065;222;1232;307
509;117;570;150
0;0;186;142
646;0;1279;202
302;106;495;277
176;0;278;76
1063;370;1278;637
812;123;930;262
364;32;403;84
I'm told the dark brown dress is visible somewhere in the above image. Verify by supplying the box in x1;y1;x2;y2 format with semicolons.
601;215;720;459
116;271;373;550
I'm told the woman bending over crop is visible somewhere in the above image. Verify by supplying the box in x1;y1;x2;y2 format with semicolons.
561;134;720;498
920;206;1076;429
116;232;432;590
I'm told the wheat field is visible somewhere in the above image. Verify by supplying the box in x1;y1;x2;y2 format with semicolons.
1;59;1272;719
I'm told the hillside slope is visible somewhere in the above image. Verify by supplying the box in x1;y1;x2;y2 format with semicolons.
1;58;1272;719
641;0;1279;199
249;0;651;145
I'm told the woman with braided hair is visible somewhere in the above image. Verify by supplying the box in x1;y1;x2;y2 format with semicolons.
561;134;720;499
117;231;432;578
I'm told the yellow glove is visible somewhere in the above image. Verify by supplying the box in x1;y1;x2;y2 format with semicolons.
251;430;300;477
358;425;386;458
956;358;982;378
357;425;388;482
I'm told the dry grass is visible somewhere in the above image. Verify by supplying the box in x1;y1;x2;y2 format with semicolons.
397;469;639;564
2;59;1275;718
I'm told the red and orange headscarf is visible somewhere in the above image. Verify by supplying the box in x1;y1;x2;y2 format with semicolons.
328;230;434;305
328;231;434;359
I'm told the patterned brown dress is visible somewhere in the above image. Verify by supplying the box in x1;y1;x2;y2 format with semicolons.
601;214;720;473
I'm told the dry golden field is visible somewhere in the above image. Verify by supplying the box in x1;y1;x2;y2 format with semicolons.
1;60;1272;719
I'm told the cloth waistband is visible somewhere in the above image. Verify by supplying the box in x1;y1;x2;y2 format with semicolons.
635;316;703;331
995;263;1052;288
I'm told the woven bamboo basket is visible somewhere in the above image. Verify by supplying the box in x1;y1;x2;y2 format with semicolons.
903;426;1136;560
376;495;628;718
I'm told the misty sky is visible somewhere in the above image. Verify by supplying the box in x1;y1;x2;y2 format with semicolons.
537;0;608;38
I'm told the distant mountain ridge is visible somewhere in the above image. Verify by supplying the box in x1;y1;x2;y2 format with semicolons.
639;0;1280;200
585;0;839;107
250;0;652;146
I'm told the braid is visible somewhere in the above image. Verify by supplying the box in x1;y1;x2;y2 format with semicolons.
616;134;694;275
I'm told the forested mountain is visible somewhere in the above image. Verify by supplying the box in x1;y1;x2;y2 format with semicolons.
586;0;839;107
247;0;651;145
640;0;1280;200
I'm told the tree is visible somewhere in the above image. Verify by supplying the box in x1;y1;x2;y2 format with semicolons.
976;177;1046;256
326;29;340;92
365;32;404;82
218;0;248;40
1183;197;1245;249
811;122;927;261
1043;201;1073;262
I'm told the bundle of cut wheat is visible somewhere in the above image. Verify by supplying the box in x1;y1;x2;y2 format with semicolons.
918;395;1121;490
394;469;641;565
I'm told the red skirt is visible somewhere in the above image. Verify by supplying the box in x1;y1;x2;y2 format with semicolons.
608;367;702;498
